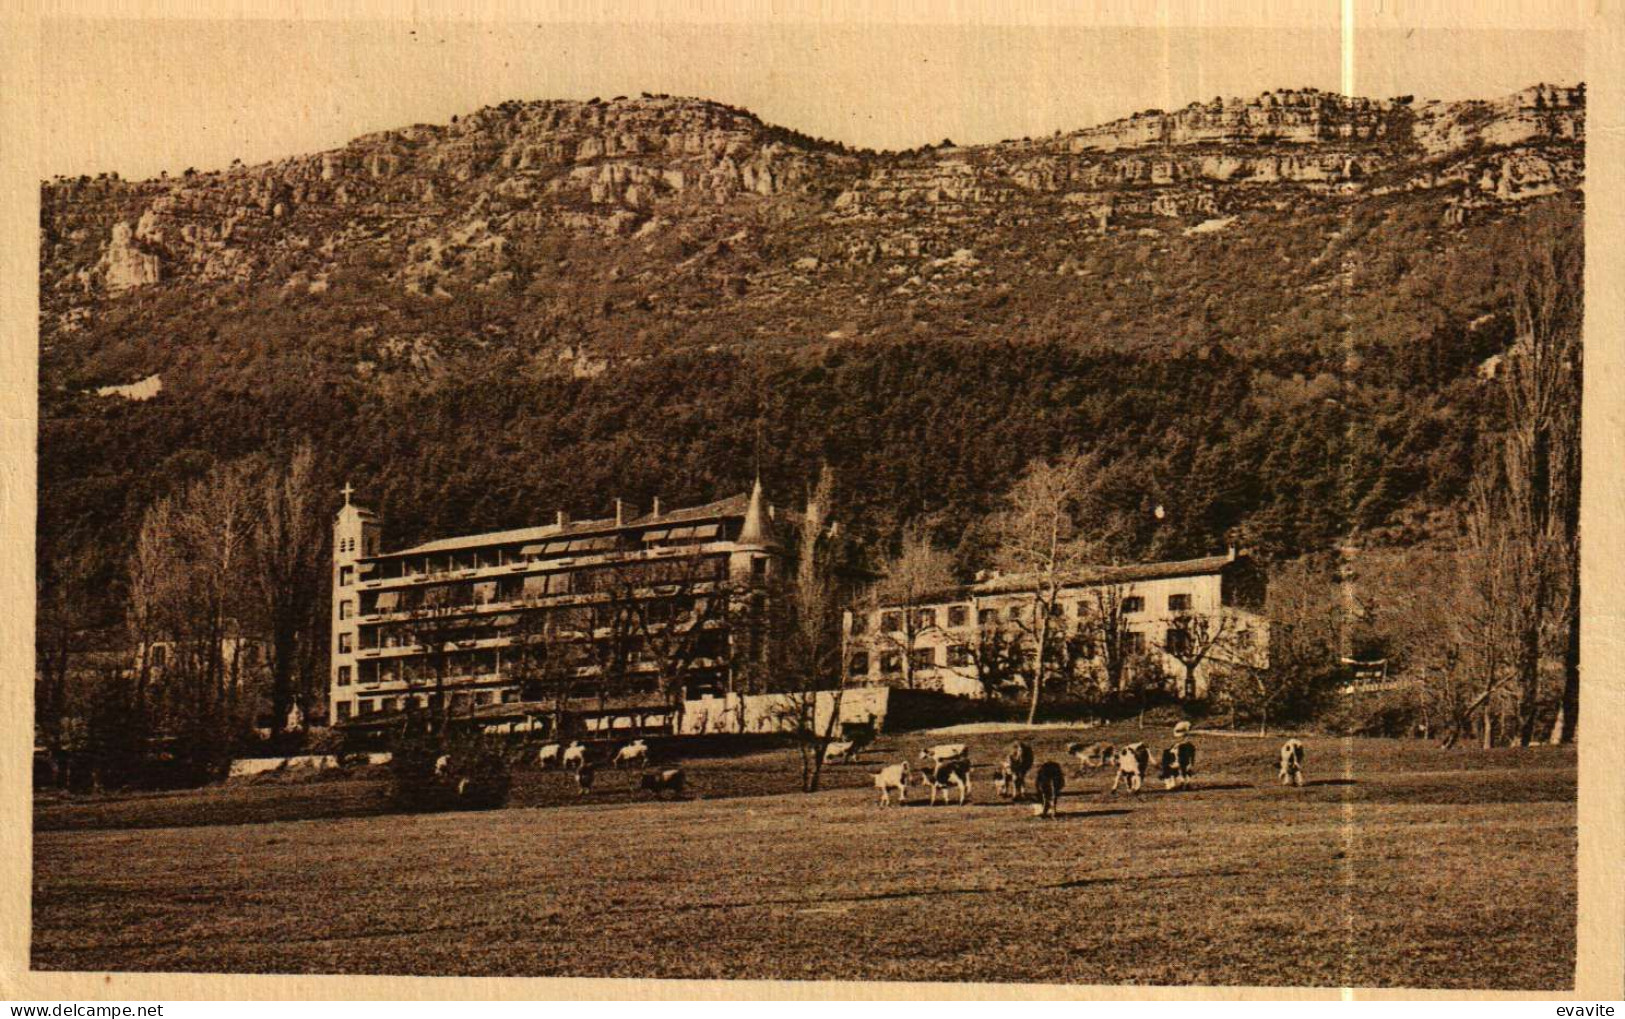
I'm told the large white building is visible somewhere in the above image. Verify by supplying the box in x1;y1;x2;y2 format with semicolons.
329;483;782;730
844;551;1267;699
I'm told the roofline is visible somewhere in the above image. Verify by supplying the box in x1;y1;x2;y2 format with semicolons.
366;492;755;560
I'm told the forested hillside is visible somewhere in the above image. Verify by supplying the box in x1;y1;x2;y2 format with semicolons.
38;84;1584;629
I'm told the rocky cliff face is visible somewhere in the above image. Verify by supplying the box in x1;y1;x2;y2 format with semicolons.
39;84;1583;377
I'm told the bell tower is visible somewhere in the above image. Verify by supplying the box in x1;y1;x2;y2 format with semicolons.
330;483;380;723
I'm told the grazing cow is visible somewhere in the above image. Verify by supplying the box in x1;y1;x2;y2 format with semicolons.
535;743;562;769
561;741;587;772
574;763;597;796
1111;742;1151;793
923;757;972;806
1159;740;1197;790
1033;761;1065;818
433;754;451;776
823;740;856;763
873;762;912;806
1279;739;1306;787
615;740;649;769
919;743;969;764
639;767;686;799
995;740;1035;800
1066;741;1115;770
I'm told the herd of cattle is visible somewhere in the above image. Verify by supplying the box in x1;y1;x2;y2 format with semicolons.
508;729;1311;813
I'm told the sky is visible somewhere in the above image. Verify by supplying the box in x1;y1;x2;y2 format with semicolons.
36;16;1587;182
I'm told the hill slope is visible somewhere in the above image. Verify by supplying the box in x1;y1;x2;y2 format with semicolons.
37;84;1585;620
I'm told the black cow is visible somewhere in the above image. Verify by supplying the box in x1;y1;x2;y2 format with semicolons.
1159;740;1196;790
995;740;1035;800
639;767;686;799
1033;761;1065;818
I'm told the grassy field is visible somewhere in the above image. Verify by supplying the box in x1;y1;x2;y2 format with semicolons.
32;726;1576;988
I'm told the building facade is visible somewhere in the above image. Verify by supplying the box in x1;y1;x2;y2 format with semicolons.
329;483;782;728
843;551;1267;699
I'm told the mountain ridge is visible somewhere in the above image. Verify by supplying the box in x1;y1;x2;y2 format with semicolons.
37;81;1585;615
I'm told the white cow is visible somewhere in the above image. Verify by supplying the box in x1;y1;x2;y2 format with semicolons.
1111;742;1150;793
615;740;649;769
1279;739;1306;787
873;762;912;806
433;754;451;776
535;743;562;769
561;741;588;772
919;743;968;764
923;757;973;805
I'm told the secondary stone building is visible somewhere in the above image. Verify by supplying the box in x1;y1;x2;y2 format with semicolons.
844;551;1267;700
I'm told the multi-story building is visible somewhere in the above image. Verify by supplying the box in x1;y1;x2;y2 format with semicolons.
329;482;782;730
843;551;1267;699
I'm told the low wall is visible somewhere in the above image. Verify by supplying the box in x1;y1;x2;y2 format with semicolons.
677;685;986;736
228;752;391;778
678;686;892;736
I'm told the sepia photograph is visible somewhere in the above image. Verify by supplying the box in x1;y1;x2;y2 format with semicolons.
13;0;1619;999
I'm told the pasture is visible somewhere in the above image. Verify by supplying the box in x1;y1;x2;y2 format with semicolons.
32;728;1576;988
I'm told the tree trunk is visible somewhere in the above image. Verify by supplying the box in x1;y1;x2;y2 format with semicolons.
270;628;297;739
1554;569;1580;743
1026;610;1049;725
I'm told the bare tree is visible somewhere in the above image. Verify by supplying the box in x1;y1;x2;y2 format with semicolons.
503;609;579;739
631;555;733;728
250;443;326;738
865;526;956;690
763;468;846;791
1500;210;1582;744
1157;609;1250;701
399;585;473;735
125;460;260;780
1074;582;1134;696
989;451;1098;723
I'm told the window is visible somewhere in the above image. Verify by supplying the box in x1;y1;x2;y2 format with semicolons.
502;688;519;703
977;608;997;626
947;644;974;667
909;647;936;671
337;665;352;687
849;613;868;635
1165;629;1191;657
1007;604;1026;623
358;698;375;715
337;632;352;654
150;644;167;667
339;565;354;587
913;608;937;630
848;651;870;676
339;600;354;620
1168;593;1192;612
1124;632;1146;655
335;700;352;721
880;651;902;674
475;691;493;707
947;605;969;627
880;611;902;632
1122;596;1145;613
751;557;767;578
380;697;398;714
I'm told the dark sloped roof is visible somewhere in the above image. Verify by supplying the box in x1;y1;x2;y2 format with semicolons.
971;553;1240;596
374;492;752;559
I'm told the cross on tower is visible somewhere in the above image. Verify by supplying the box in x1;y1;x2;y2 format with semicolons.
341;481;354;505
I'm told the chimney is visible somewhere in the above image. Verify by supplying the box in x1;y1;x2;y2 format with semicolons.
557;509;569;528
1226;545;1237;561
652;495;662;518
615;498;634;526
